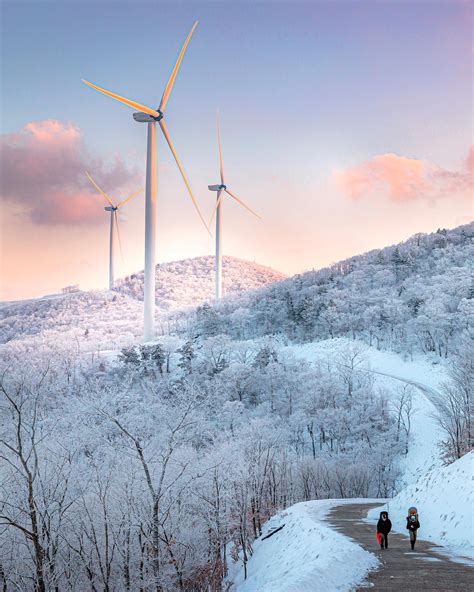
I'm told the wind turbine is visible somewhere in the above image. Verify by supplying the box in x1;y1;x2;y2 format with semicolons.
82;20;208;341
85;171;141;290
208;113;261;300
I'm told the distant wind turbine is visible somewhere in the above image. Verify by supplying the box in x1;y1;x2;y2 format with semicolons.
208;113;261;300
86;171;141;290
82;20;208;341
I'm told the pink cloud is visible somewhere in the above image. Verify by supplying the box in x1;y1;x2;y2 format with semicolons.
0;119;140;225
335;147;473;202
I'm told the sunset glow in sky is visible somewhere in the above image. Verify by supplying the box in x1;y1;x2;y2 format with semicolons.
1;0;472;300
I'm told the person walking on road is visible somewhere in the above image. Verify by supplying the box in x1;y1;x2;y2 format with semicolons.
406;508;420;550
377;511;392;550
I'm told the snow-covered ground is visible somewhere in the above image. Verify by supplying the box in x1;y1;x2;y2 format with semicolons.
288;338;447;486
288;339;473;561
231;500;379;592
367;452;474;560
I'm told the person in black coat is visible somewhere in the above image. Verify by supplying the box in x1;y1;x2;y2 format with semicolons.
406;513;421;550
377;511;392;549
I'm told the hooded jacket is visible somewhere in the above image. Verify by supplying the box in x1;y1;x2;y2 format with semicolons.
406;515;420;531
377;511;392;535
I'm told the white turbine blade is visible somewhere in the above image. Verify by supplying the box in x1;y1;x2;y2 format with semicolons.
117;188;143;209
159;20;198;112
209;190;224;226
224;188;261;219
216;111;225;184
115;212;124;264
82;79;159;118
85;171;116;208
158;118;210;235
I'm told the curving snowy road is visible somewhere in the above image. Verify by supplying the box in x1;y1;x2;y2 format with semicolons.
338;362;446;486
288;338;447;486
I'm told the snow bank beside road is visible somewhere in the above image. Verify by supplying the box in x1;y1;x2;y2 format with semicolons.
368;452;474;559
231;500;378;592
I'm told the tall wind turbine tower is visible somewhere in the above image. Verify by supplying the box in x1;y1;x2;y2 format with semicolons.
85;171;141;290
208;114;261;300
82;21;208;341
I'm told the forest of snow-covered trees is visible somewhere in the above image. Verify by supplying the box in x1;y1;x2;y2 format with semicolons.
0;224;472;591
186;224;473;358
0;338;407;591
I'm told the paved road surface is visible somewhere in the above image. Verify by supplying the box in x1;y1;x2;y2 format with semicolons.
326;502;474;591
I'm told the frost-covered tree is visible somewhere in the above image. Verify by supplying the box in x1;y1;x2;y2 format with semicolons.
435;332;473;462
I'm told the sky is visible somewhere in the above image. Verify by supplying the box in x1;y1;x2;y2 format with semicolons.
1;0;472;300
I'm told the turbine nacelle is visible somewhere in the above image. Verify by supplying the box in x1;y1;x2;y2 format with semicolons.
208;184;226;191
133;110;163;123
104;206;117;212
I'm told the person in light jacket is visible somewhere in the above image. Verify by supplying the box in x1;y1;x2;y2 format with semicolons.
406;512;420;550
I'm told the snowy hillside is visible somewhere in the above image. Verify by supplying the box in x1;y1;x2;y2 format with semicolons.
191;223;473;358
0;256;284;345
230;500;379;592
0;228;471;591
369;452;473;558
0;329;421;590
0;290;144;345
114;255;286;308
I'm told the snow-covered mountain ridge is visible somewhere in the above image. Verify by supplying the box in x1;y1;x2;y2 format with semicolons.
191;223;473;357
2;225;472;353
114;255;286;307
0;256;284;345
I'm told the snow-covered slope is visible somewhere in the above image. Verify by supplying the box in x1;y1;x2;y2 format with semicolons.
368;452;473;558
231;500;379;592
194;223;473;357
1;222;471;591
114;255;285;308
0;256;284;345
0;290;145;345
